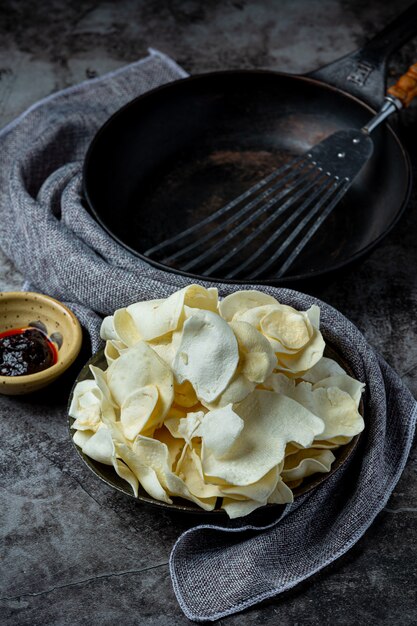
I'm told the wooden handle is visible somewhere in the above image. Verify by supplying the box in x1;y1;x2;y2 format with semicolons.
388;63;417;107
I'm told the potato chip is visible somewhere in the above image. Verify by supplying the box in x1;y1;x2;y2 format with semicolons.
264;373;364;439
113;308;141;347
90;365;118;411
104;339;127;366
126;285;218;342
81;425;115;466
120;385;159;440
261;306;313;351
100;315;119;341
173;309;239;403
133;436;217;510
147;329;182;368
314;374;364;407
114;441;172;503
282;448;335;482
112;457;139;497
221;498;266;519
302;356;346;383
219;465;280;502
235;303;325;375
106;341;174;424
202;390;324;485
153;426;184;470
174;379;199;408
178;411;205;444
219;290;279;322
204;372;256;409
72;428;94;448
267;478;294;504
179;447;223;499
69;369;117;431
183;285;218;312
284;442;303;457
69;380;102;431
230;320;276;383
201;404;244;458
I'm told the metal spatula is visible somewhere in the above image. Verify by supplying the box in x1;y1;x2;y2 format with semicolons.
145;63;417;280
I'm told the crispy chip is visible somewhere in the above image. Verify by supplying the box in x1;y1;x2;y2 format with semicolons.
282;448;335;482
104;339;127;366
69;380;102;431
153;426;184;470
106;341;174;424
113;308;141;347
235;303;325;374
174;379;199;408
221;498;266;518
179;447;223;499
201;404;244;458
133;436;217;510
264;373;364;439
202;390;324;485
126;285;218;342
302;356;346;383
267;479;294;504
81;426;115;465
219;290;279;322
100;315;119;341
219;465;280;502
173;309;239;403
230;320;276;383
120;385;159;440
115;441;172;503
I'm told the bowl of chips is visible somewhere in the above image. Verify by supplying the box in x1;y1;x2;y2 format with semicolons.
68;287;365;518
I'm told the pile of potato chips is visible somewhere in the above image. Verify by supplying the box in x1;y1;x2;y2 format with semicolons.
70;286;364;518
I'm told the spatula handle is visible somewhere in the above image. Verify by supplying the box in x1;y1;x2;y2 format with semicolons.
388;63;417;107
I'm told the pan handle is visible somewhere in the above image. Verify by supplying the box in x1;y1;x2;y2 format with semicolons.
307;1;417;110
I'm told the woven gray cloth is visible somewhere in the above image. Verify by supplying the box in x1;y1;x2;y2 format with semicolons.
0;51;416;622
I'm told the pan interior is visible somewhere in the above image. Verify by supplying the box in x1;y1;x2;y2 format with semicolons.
84;72;409;282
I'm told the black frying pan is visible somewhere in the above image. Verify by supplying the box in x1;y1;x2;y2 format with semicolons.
84;2;417;287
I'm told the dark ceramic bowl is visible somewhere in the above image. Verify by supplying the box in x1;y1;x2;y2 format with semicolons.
68;344;363;515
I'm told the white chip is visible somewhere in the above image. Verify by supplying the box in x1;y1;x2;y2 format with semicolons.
173;309;239;403
113;308;141;347
230;320;276;383
282;448;335;482
202;389;324;485
133;436;217;510
106;341;174;425
126;285;218;341
201;404;244;458
219;290;279;321
120;385;159;440
265;373;364;439
302;356;346;383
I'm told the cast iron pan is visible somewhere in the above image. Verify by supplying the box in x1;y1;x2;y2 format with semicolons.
83;2;417;287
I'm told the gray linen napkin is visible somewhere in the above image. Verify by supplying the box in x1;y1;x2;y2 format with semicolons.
0;51;416;622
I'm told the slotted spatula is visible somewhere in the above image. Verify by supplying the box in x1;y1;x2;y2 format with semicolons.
145;63;417;280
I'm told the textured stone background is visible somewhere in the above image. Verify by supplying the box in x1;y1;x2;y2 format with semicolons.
1;1;416;624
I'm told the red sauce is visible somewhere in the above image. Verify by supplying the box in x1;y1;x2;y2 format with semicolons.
0;327;58;377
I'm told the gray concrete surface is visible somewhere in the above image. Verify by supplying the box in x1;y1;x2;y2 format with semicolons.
1;1;417;624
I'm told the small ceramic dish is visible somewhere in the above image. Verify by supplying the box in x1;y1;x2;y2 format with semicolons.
68;344;363;515
0;291;82;395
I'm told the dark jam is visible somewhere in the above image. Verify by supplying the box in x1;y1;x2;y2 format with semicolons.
0;328;58;377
